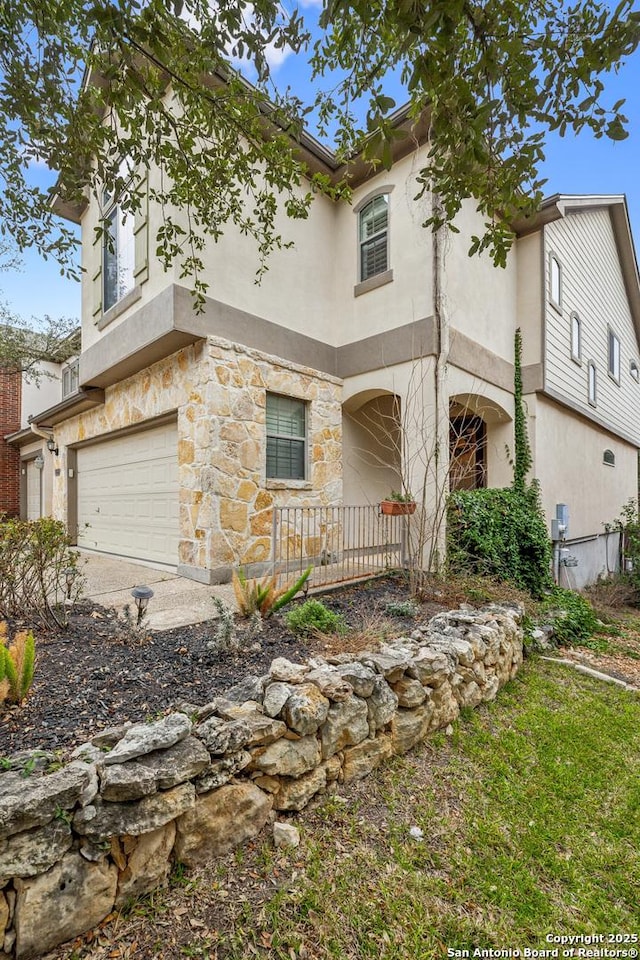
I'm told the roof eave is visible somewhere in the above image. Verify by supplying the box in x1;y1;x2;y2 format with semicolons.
27;387;106;429
515;193;640;343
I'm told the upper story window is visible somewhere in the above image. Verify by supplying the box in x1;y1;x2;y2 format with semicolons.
102;188;136;313
631;360;639;382
549;253;562;311
266;393;307;480
62;359;80;399
603;449;615;467
608;328;621;384
588;361;597;407
359;194;389;282
93;165;148;327
570;313;581;363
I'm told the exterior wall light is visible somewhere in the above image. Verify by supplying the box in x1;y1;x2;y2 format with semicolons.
46;437;59;456
34;454;45;470
131;585;154;624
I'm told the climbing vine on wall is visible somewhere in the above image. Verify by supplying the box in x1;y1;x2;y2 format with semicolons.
447;330;552;597
513;327;533;493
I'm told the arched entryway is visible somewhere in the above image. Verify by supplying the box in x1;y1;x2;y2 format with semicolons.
342;389;403;504
449;394;512;492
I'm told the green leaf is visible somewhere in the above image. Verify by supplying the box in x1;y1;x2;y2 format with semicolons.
606;117;629;141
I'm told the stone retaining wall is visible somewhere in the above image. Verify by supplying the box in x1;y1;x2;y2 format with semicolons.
0;604;523;959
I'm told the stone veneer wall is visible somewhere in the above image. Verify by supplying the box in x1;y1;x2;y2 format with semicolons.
0;604;523;960
52;336;343;580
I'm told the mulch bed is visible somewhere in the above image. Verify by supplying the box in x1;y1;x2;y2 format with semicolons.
560;630;640;688
4;573;640;761
1;575;444;760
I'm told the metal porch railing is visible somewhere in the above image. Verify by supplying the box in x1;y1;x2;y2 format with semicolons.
271;504;409;590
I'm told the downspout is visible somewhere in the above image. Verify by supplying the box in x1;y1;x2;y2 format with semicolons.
26;420;54;444
431;188;449;571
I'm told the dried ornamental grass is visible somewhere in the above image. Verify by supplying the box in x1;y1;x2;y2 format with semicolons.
1;624;36;705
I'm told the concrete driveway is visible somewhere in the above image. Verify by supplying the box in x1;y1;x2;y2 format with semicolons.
77;551;236;630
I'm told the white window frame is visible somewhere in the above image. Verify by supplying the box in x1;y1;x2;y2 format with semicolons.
570;313;581;364
603;449;615;467
62;359;80;399
352;185;395;297
549;252;562;311
265;393;307;481
588;361;597;407
358;194;389;283
608;328;621;384
630;360;639;382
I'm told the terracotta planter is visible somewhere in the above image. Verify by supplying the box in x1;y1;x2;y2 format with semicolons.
380;499;416;516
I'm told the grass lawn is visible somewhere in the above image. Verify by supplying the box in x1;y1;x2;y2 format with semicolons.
221;660;640;960
59;659;640;960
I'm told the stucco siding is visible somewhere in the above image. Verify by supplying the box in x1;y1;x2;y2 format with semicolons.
530;393;637;540
544;208;640;444
80;162;340;352
515;231;544;368
20;363;62;428
180;186;339;345
445;200;519;364
333;152;433;347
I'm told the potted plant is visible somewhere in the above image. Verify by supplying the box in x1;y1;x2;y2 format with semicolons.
380;490;417;516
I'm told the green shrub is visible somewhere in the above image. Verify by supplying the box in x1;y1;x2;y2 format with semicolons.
612;499;640;604
0;516;83;629
384;599;419;618
447;483;552;598
285;600;346;637
540;588;603;647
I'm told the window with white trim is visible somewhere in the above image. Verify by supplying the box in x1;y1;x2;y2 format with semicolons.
603;449;615;466
570;313;581;362
359;195;389;282
266;393;307;480
549;253;562;310
588;361;597;406
608;328;621;383
631;360;639;382
62;359;79;399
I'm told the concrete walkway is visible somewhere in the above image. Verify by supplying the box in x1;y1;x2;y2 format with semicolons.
77;551;236;630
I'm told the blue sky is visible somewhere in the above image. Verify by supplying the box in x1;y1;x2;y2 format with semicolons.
1;12;639;326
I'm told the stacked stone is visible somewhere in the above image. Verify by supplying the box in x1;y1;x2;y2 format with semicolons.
0;604;522;960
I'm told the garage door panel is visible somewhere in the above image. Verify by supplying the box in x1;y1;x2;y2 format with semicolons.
77;422;179;566
26;461;41;520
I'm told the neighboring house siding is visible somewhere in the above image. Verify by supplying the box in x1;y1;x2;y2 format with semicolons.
20;362;64;426
544;208;640;445
0;368;22;515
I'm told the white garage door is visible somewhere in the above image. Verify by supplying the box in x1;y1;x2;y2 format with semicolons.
77;421;179;566
26;460;42;520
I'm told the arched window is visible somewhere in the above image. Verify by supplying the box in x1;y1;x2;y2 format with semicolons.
570;313;581;362
359;195;389;282
603;449;615;467
630;360;639;382
608;328;621;383
588;361;597;407
549;253;562;310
